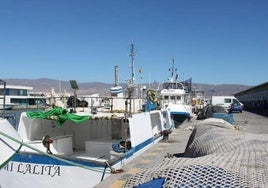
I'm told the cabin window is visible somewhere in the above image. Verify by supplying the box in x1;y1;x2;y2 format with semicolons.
224;98;232;103
177;96;181;100
233;99;239;103
170;96;175;100
164;96;169;100
11;98;27;104
19;89;24;95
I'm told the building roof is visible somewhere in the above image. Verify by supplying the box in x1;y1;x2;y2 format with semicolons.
235;82;268;96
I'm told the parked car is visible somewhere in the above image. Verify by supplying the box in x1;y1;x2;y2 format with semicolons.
228;102;243;113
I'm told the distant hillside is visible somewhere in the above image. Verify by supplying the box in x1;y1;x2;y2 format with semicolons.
4;78;112;96
3;78;252;98
192;83;251;98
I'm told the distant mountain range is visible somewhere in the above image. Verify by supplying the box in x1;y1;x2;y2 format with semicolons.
3;78;252;99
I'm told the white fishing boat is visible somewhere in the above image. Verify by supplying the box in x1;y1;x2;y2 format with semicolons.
0;44;174;188
158;59;193;127
0;106;172;188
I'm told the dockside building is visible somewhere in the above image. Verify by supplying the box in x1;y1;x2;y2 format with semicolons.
235;82;268;116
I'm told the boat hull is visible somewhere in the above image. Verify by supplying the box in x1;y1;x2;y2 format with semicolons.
165;104;192;127
170;111;190;127
0;154;107;188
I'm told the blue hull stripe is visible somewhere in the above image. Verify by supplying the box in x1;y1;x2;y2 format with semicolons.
171;112;190;116
110;89;123;93
12;153;105;167
124;137;153;159
170;112;190;124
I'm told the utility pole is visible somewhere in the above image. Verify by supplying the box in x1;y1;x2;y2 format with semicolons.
0;80;6;118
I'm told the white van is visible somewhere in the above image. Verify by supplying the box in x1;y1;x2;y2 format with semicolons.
211;96;243;110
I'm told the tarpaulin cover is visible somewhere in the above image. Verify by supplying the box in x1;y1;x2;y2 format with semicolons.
26;107;90;127
134;178;165;188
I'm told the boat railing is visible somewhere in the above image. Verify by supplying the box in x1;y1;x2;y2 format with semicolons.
158;81;185;91
8;95;146;114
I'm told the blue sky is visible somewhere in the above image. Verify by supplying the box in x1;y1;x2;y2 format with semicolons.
0;0;267;86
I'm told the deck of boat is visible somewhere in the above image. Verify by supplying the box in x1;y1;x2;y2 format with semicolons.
94;120;192;187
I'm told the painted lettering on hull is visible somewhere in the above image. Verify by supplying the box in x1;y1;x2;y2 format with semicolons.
4;162;61;177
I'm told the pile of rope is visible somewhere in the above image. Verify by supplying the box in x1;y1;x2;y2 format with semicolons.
123;123;268;188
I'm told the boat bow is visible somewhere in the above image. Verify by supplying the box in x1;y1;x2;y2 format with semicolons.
0;118;22;169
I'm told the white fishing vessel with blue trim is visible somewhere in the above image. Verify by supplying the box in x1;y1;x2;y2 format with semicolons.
0;44;173;188
158;59;193;127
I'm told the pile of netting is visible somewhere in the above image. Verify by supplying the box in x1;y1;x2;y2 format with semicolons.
123;123;268;188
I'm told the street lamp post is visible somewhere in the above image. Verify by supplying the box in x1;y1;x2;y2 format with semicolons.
0;79;6;118
70;80;79;113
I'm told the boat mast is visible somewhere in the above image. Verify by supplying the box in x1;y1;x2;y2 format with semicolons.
125;43;137;116
129;43;135;85
169;58;178;82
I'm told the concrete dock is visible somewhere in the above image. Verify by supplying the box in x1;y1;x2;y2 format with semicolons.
94;111;268;188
